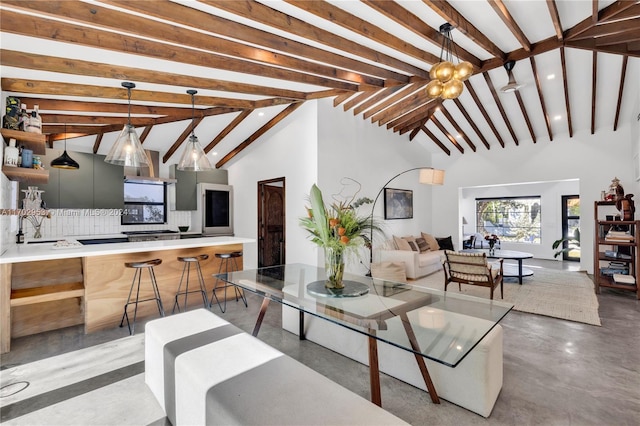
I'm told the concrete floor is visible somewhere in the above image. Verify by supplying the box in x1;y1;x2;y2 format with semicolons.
2;259;639;425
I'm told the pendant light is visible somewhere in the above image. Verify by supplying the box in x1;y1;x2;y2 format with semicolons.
51;124;79;170
426;23;473;100
104;82;149;167
177;89;213;171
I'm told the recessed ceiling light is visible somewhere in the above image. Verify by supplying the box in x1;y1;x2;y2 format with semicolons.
547;74;556;80
212;151;218;156
258;112;264;117
456;134;462;139
554;115;562;121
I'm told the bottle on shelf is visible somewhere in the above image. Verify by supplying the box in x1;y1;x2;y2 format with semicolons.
25;105;42;134
18;103;28;131
21;148;33;168
3;138;19;167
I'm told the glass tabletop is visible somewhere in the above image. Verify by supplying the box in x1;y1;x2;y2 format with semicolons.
218;263;513;368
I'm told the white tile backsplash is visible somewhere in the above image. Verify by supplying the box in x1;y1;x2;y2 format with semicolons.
20;208;192;239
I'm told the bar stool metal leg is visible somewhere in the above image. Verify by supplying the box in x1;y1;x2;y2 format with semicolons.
119;259;165;335
173;255;209;314
210;252;247;313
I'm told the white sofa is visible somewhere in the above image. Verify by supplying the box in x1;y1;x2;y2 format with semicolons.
377;236;445;279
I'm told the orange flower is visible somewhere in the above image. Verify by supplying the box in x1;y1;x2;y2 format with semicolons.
338;227;346;236
340;236;350;244
329;218;339;227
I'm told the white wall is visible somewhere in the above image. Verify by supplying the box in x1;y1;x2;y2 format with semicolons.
432;124;634;273
460;179;579;259
226;101;319;269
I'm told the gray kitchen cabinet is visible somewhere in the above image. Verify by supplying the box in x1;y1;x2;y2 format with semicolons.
20;150;124;209
58;152;94;209
93;154;124;209
171;166;228;211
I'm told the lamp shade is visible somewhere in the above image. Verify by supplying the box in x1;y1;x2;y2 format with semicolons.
177;134;213;171
419;168;445;185
51;150;80;170
105;124;150;167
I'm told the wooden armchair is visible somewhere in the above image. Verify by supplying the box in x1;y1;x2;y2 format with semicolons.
443;250;504;300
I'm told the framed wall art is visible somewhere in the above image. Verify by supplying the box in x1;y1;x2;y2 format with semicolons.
384;188;413;220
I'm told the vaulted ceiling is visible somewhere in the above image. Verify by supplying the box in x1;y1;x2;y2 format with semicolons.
1;0;639;167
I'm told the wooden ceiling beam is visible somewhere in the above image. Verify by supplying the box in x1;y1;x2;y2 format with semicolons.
139;125;153;144
423;0;506;59
0;9;360;92
204;110;253;154
488;0;532;52
41;114;158;126
284;0;440;66
595;29;640;46
421;125;451;156
163;118;204;164
529;57;553;141
371;85;431;126
42;124;122;134
463;81;506;148
560;47;574;138
482;72;519;145
333;93;354;108
546;0;564;41
514;90;536;143
306;90;351;100
12;98;190;116
0;50;306;101
566;38;640;57
478;37;561;73
92;133;104;154
613;56;629;131
440;107;476;152
569;18;640;41
600;4;640;22
452;98;491;150
4;0;383;89
208;0;428;79
216;103;303;168
564;0;639;40
362;84;421;120
431;117;464;154
105;0;410;85
353;85;407;116
401;108;439;136
389;101;438;133
362;0;481;67
593;0;599;24
343;91;376;112
591;51;597;135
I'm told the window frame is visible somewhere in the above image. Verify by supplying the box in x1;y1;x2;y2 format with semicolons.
475;196;541;244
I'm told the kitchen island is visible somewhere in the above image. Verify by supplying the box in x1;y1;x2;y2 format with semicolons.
0;236;255;353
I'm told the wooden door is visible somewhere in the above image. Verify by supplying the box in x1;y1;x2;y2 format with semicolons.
258;178;285;267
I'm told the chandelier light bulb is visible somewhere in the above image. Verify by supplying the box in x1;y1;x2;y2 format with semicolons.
441;79;464;99
434;61;454;83
426;79;443;98
453;61;474;81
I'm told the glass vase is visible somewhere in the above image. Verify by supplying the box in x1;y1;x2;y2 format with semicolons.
324;247;345;289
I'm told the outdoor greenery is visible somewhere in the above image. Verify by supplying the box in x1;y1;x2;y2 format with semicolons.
476;197;541;243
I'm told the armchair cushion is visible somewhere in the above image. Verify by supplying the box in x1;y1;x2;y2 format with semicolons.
443;250;504;299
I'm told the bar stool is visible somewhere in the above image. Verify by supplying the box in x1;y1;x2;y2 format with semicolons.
120;258;165;335
172;254;209;314
210;251;247;313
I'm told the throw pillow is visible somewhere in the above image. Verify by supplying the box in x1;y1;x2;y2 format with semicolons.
421;232;440;251
393;235;413;251
436;236;454;251
370;261;407;283
415;237;430;253
407;240;419;252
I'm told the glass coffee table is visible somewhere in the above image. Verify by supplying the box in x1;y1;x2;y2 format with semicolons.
216;263;513;407
462;249;534;284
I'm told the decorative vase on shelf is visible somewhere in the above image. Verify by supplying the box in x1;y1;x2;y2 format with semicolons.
324;247;345;289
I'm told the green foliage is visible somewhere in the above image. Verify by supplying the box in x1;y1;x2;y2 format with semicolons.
552;228;580;258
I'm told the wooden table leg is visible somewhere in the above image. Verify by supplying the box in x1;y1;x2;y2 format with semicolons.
252;297;270;337
400;313;440;403
367;331;382;407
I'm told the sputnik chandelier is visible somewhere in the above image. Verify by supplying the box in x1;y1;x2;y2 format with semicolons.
426;23;474;100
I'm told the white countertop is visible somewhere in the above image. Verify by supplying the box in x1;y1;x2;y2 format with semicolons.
0;236;256;264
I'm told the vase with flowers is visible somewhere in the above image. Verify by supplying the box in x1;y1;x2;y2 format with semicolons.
300;182;381;289
485;234;499;255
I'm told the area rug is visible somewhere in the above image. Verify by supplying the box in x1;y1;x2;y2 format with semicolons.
412;267;601;326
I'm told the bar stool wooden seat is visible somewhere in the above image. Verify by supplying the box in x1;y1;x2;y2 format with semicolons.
210;251;247;313
173;254;210;314
120;258;165;335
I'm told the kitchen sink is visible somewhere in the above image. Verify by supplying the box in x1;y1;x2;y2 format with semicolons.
77;238;130;245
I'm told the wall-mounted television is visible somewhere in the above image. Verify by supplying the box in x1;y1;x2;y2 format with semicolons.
121;181;167;225
195;183;233;236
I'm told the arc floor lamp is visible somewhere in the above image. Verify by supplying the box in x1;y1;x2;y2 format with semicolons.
368;167;445;272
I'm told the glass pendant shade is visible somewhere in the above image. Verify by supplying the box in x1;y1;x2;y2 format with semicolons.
433;61;454;83
177;134;212;171
105;124;149;167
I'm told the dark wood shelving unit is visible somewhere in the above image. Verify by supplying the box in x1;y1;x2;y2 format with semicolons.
593;201;640;299
2;129;49;183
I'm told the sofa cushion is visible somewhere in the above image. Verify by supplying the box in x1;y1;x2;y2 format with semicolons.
393;235;413;251
407;241;419;252
370;261;407;283
421;232;440;251
415;237;430;253
436;236;454;251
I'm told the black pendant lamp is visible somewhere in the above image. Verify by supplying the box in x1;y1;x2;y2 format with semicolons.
51;124;80;170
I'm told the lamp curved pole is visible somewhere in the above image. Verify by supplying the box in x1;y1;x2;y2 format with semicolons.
368;167;439;273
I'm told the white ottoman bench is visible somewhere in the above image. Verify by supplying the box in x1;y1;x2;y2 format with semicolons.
145;308;409;425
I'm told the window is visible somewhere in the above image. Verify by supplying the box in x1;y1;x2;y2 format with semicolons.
122;181;166;225
476;197;541;244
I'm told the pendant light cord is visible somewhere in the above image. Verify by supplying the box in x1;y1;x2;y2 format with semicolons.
127;87;132;127
190;92;196;137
